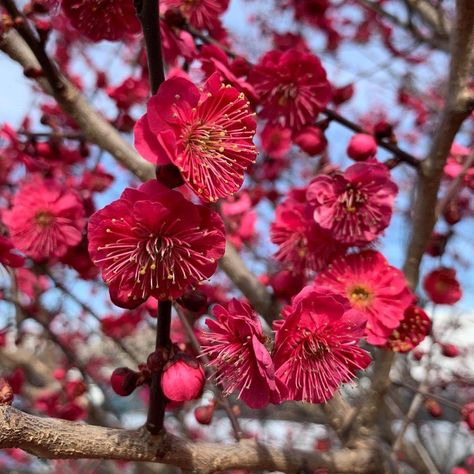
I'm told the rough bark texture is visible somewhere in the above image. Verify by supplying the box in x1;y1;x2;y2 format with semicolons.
0;406;380;473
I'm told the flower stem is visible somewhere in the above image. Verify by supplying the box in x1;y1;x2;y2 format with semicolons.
146;300;172;435
134;0;168;435
134;0;165;94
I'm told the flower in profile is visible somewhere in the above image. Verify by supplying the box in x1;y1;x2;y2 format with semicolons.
385;306;431;353
315;251;413;345
273;286;371;404
270;190;346;273
61;0;140;41
249;48;331;131
306;161;398;246
88;180;226;308
162;0;230;32
3;177;85;261
201;299;286;409
423;267;462;305
134;73;257;202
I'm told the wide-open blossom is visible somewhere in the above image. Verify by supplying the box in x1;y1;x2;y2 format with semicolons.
249;48;331;131
3;177;85;261
134;73;257;202
385;306;431;353
315;251;413;345
61;0;140;41
88;180;226;308
270;190;346;273
273;286;371;404
202;299;286;409
423;267;462;305
306;161;398;246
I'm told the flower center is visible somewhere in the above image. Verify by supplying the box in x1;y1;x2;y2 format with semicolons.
339;185;366;213
35;210;54;229
276;83;299;106
301;330;330;361
183;122;226;156
348;284;373;309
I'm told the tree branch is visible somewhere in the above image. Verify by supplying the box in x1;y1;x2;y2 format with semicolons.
0;406;379;473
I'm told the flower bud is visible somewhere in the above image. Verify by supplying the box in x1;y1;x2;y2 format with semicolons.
194;402;216;425
441;343;459;358
147;349;169;372
425;399;442;418
347;133;377;161
110;367;139;397
161;357;205;402
294;126;327;156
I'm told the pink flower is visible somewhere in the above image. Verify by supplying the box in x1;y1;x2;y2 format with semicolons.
162;0;229;31
423;267;462;305
88;180;226;308
249;48;331;131
202;299;286;409
161;356;205;402
271;191;346;273
306;161;398;246
134;73;257;202
315;251;413;345
273;286;371;403
61;0;140;41
3;177;85;261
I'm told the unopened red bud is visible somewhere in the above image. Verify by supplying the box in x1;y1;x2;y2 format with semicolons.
194;403;215;425
177;289;208;313
96;71;107;89
163;8;186;28
24;67;43;79
441;343;459;358
347;133;377;161
426;232;449;257
443;200;462;225
425;399;442;418
161;357;205;402
413;350;424;361
155;163;185;189
294;126;327;156
0;378;13;405
110;367;139;397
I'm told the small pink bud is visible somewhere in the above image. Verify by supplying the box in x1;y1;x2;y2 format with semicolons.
194;403;215;425
347;133;377;161
294;126;327;156
425;399;442;418
441;343;459;358
161;357;205;402
461;403;474;431
110;367;139;397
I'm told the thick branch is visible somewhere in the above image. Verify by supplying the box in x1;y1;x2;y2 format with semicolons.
0;406;379;473
351;0;474;440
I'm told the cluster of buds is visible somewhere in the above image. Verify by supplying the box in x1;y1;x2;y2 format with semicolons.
110;345;205;403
